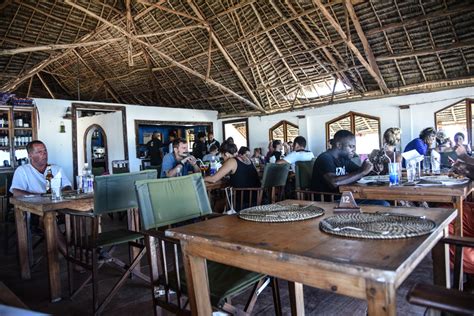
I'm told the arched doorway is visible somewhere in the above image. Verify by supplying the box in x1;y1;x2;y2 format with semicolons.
83;124;108;176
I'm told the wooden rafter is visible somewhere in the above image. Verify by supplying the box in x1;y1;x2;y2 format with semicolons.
64;0;266;113
376;41;474;62
36;73;56;99
0;38;123;56
344;0;385;91
125;0;134;67
313;0;389;94
136;0;208;26
187;0;265;112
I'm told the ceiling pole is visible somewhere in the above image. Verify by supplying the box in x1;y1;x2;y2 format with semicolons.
36;73;56;99
313;0;389;94
64;0;266;113
125;0;134;67
187;0;266;112
26;77;33;98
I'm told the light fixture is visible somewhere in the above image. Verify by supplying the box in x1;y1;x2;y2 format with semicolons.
59;121;66;133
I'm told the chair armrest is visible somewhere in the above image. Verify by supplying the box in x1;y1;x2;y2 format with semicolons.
59;209;94;217
442;235;474;248
407;283;474;315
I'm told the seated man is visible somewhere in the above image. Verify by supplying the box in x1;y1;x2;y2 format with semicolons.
10;140;72;196
276;136;314;170
311;130;388;206
161;138;200;178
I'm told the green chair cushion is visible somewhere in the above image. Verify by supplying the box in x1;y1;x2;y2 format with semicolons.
96;229;143;248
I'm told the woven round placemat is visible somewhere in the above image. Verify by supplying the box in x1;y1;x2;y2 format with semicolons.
320;213;436;239
239;204;324;223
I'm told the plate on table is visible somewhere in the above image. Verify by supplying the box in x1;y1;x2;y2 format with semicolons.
417;175;470;186
239;204;324;223
357;175;390;184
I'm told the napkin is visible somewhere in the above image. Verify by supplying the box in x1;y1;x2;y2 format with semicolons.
431;150;440;172
402;149;424;165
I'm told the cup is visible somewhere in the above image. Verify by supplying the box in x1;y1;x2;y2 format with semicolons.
51;178;62;201
423;156;431;174
406;162;416;183
388;163;399;186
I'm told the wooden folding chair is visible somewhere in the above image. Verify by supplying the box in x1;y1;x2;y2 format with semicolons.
135;174;281;315
62;169;156;315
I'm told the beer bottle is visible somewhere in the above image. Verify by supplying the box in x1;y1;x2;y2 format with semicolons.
45;165;53;194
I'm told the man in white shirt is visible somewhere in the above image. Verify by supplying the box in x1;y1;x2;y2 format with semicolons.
10;140;72;196
276;136;314;170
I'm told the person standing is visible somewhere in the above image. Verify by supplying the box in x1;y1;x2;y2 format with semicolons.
146;131;163;166
192;132;207;160
206;131;220;152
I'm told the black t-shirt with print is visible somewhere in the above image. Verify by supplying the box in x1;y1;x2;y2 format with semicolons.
311;151;360;193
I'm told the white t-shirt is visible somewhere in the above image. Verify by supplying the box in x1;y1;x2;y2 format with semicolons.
283;150;315;170
10;164;72;194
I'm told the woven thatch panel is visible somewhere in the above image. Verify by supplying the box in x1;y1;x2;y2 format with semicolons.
1;0;473;116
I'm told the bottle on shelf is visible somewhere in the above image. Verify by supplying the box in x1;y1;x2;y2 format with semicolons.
45;165;53;194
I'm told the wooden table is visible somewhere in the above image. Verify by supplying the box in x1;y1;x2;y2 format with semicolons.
11;194;93;302
167;200;456;316
339;181;472;236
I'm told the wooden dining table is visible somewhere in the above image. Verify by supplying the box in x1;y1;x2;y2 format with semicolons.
340;180;472;236
167;199;456;316
11;194;94;302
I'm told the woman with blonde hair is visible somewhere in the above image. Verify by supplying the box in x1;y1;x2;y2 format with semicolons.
369;127;402;174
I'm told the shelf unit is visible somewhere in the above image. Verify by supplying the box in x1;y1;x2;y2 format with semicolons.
0;106;37;169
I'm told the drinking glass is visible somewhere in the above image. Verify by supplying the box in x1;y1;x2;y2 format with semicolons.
76;175;83;194
388;163;399;186
423;156;431;174
406;162;416;182
51;178;62;201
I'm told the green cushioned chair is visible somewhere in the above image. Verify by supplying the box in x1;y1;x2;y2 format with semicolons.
135;174;280;315
62;169;157;315
294;159;338;202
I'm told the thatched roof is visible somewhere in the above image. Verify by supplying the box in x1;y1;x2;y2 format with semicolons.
1;0;473;117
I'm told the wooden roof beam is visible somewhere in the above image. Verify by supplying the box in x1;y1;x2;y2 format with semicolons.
0;38;123;56
187;0;266;113
64;0;266;113
313;0;389;94
376;40;474;61
36;73;56;99
344;0;385;92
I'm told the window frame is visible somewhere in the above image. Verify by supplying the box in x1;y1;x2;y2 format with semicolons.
268;120;299;142
325;111;381;150
222;118;250;147
434;98;473;144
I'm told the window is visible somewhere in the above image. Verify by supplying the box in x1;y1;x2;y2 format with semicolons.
269;120;299;143
222;119;249;149
435;99;473;144
326;111;381;155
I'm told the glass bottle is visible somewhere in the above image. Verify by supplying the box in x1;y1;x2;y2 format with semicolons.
45;165;53;194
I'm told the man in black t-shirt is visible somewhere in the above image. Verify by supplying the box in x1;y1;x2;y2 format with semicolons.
192;132;207;160
311;130;373;193
146;132;163;166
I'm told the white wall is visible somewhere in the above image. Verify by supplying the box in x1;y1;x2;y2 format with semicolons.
223;86;474;157
34;99;219;182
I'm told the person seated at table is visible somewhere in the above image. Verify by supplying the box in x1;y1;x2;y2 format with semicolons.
238;146;251;159
192;132;207;160
203;144;219;162
10;140;72;196
436;130;454;152
276;136;314;170
311;130;388;206
265;140;283;163
369;127;402;175
205;141;260;210
251;147;265;165
206;131;220;153
161;138;200;178
403;127;436;167
454;132;472;156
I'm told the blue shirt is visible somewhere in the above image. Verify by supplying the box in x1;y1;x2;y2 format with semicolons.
403;138;428;167
160;153;193;178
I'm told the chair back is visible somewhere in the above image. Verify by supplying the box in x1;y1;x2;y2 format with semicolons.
94;169;157;215
112;160;129;174
261;163;290;188
295;160;314;190
135;173;212;231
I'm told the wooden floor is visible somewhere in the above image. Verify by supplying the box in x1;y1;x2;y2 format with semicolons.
1;216;429;315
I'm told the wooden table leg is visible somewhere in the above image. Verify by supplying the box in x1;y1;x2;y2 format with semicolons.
43;211;62;302
288;281;304;316
14;207;30;280
453;196;463;236
432;227;451;288
182;243;211;316
366;279;396;316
